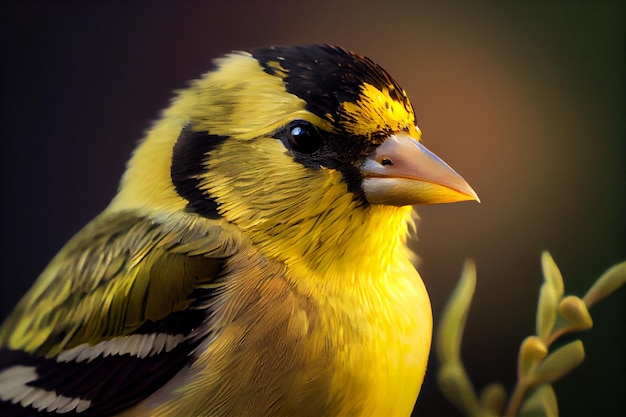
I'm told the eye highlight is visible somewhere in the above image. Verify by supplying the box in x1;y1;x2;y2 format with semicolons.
279;120;324;154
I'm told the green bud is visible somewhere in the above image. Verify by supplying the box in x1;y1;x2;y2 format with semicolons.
520;384;558;417
437;364;479;415
541;252;564;299
519;336;548;378
536;283;558;341
436;260;476;364
559;295;592;330
536;340;585;383
583;261;626;308
479;382;507;416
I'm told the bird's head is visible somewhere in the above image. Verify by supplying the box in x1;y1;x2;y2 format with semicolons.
111;45;478;268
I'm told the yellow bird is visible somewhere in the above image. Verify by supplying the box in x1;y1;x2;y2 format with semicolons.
0;45;478;416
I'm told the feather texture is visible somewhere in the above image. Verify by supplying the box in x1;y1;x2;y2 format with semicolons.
0;45;478;416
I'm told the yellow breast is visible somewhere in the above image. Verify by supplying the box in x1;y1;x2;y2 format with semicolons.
307;255;432;416
120;200;431;417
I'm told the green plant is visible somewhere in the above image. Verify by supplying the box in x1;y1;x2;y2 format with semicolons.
435;252;626;417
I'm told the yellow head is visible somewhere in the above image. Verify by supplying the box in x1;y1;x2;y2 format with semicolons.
110;45;478;272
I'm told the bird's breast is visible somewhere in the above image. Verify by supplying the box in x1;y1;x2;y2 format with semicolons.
123;245;431;417
311;263;432;417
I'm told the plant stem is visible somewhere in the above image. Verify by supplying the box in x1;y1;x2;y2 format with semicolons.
503;327;567;417
545;325;573;347
503;379;527;417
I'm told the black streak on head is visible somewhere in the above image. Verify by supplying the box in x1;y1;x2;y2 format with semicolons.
251;44;410;136
251;45;414;205
171;125;228;219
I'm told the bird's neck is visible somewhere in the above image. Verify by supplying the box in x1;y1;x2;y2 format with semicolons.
235;175;416;287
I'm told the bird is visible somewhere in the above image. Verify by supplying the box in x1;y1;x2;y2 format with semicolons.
0;44;478;417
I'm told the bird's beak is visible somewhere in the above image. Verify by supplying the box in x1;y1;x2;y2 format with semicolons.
361;132;479;206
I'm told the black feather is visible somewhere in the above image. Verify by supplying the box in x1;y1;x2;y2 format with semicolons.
171;124;228;219
251;44;410;137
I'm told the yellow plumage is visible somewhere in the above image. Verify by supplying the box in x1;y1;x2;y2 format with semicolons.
0;45;477;416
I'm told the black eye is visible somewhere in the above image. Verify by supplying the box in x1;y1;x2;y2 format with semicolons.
283;121;324;154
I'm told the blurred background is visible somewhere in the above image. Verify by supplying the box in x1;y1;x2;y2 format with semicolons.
1;1;624;416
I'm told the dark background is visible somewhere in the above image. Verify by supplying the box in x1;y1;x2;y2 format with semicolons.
1;1;624;416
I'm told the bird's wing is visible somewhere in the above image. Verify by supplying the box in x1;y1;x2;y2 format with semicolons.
0;211;239;416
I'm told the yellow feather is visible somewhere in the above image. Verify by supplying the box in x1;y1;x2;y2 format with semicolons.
1;45;478;416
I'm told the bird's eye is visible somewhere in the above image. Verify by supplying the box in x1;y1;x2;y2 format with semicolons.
284;121;324;154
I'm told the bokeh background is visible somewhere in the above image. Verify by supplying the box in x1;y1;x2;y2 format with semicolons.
1;1;624;416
